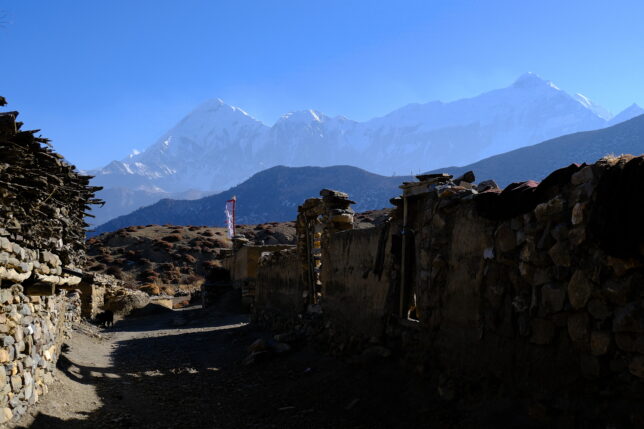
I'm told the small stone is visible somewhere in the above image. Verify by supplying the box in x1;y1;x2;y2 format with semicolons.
530;319;555;345
550;223;569;242
531;268;553;287
10;374;21;392
23;373;33;400
495;223;516;253
18;304;31;316
534;197;565;222
629;355;644;379
569;227;586;246
273;332;296;343
477;180;499;192
271;342;291;354
590;331;611;356
548;242;571;267
483;248;494;260
606;256;641;277
541;284;566;314
587;299;611;320
2;336;13;347
570;166;594;185
615;333;634;352
633;336;644;354
613;303;644;333
0;349;9;363
580;354;601;378
571;202;586;225
248;339;269;353
454;170;475;183
242;351;270;366
567;270;592;310
568;312;589;343
0;407;12;424
362;345;392;358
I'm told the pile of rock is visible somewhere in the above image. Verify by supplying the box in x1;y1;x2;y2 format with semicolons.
0;106;101;269
295;189;356;307
319;189;355;231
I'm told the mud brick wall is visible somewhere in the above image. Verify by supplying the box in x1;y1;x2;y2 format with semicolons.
0;100;100;424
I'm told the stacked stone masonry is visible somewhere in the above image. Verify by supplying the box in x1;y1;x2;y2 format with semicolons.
0;99;100;424
253;155;644;402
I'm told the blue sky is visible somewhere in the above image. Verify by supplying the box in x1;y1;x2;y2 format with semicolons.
1;0;643;169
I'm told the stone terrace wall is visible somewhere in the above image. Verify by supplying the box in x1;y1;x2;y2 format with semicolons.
253;155;644;399
0;100;100;424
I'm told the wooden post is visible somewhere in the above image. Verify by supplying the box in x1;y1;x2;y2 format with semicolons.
399;195;408;317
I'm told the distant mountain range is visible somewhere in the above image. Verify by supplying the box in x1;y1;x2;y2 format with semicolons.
93;112;644;234
91;166;412;235
431;113;644;186
87;73;643;226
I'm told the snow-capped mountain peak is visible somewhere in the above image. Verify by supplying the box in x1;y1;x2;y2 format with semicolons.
573;93;613;120
279;109;327;124
89;74;637;227
512;72;559;90
609;103;644;125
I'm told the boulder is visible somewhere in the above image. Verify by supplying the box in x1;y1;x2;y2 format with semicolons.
567;270;592;310
105;291;150;316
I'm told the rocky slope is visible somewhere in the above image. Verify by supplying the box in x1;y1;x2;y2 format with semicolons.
85;222;297;295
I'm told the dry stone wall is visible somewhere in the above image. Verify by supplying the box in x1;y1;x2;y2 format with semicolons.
0;100;99;424
253;154;644;400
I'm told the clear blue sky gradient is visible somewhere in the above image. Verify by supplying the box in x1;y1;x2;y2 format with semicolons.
1;0;643;169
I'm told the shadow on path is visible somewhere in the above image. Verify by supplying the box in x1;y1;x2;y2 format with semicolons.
17;307;553;429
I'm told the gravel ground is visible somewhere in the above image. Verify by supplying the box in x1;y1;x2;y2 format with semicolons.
9;306;558;429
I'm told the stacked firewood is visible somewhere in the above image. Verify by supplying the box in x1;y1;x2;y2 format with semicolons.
0;98;102;267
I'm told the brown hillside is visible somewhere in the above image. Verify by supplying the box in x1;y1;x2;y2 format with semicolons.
85;222;297;296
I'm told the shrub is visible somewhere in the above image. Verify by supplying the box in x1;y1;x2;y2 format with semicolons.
105;265;123;279
162;234;181;243
154;241;173;251
125;250;140;260
88;263;106;272
140;284;161;295
161;285;175;296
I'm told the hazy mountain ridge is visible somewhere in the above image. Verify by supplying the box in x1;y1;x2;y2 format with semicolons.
91;166;412;235
88;73;642;225
430;113;644;186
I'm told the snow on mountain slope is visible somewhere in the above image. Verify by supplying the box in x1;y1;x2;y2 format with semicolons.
359;73;609;173
89;73;633;226
91;98;269;193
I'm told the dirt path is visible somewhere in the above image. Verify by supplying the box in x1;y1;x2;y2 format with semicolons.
9;306;548;429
